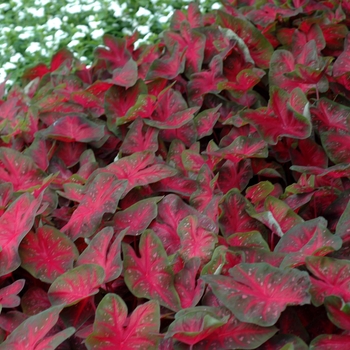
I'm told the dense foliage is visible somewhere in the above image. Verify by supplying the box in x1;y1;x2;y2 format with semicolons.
1;0;350;348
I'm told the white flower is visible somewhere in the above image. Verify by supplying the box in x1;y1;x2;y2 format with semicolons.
108;2;122;17
64;4;82;14
25;42;41;53
212;2;221;9
54;30;68;41
3;62;16;70
72;31;86;40
18;32;33;40
68;39;80;48
10;53;23;63
32;7;45;18
76;25;89;33
89;21;101;30
46;17;62;30
0;68;7;83
138;25;150;35
91;28;104;40
136;7;152;17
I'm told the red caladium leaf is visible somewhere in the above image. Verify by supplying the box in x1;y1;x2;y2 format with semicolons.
165;307;229;346
149;191;188;254
241;87;312;145
227;231;270;250
0;148;45;191
174;258;205;309
111;59;138;87
218;159;253;193
151;194;216;254
170;3;203;30
245;181;275;205
111;197;162;236
202;262;311;326
247;3;300;27
48;264;105;306
0;305;71;349
196;307;278;349
324;296;350;331
181;149;206;173
85;293;160;350
19;226;79;283
0;311;28;334
147;87;199;129
206;136;268;163
310;98;350;134
61;173;127;240
188;55;227;106
120;118;159;155
105;81;156;129
219;68;266;97
22;64;49;82
250;196;304;237
55;141;87;168
50;48;74;71
159;119;198;147
22;48;74;82
0;193;42;277
76;227;125;283
163;21;206;77
98;151;177;195
31;327;76;350
190;165;221;222
23;137;49;170
0;280;25;310
194;105;221;139
275;218;342;268
58;183;84;202
219;189;264;238
70;90;104;112
150;173;197;198
321;131;350;164
290;137;328;168
335;199;350;244
0;96;20;122
333;33;350;77
260;334;309;350
21;287;51;315
217;10;274;69
306;256;350;306
291;24;326;56
59;298;95;337
146;42;186;80
145;107;199;130
268;44;330;94
38;115;105;143
178;215;217;265
94;35;131;70
123;230;181;311
309;334;350;349
0;182;13;216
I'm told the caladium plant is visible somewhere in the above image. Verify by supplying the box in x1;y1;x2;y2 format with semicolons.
1;0;350;349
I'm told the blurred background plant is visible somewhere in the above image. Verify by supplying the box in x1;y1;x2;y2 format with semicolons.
0;0;221;86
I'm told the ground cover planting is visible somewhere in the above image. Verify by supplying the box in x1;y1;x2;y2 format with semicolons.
1;0;350;348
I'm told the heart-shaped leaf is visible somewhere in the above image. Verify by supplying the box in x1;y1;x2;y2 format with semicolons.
123;230;181;311
86;293;160;350
202;263;311;326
